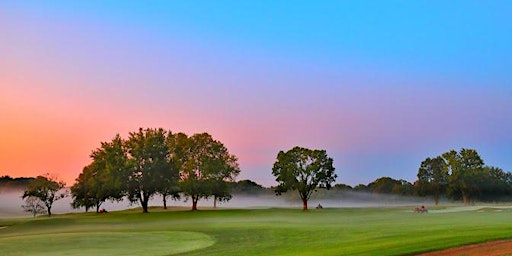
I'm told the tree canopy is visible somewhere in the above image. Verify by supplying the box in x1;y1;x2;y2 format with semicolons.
71;135;127;212
416;156;448;205
175;133;240;210
125;128;177;213
71;128;238;212
413;148;512;204
272;146;336;211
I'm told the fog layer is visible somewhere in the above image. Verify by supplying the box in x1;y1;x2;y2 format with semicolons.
1;189;433;218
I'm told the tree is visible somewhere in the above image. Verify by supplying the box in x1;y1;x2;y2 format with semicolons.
70;166;96;212
174;133;240;210
230;179;266;195
478;166;512;200
22;196;46;217
367;177;401;194
71;135;127;213
443;148;484;204
272;146;336;211
333;183;353;191
22;174;66;216
210;179;232;208
156;132;181;210
416;156;448;205
0;176;34;191
124;128;177;213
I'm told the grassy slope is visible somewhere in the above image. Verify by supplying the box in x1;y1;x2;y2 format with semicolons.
1;207;511;255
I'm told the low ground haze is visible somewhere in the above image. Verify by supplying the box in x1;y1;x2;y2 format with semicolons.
0;188;432;217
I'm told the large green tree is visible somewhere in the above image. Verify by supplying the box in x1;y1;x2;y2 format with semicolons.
443;148;484;204
71;135;128;212
416;156;448;205
174;133;240;210
125;128;178;213
22;175;66;216
272;146;336;211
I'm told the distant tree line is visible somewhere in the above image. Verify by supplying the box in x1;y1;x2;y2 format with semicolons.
329;148;512;205
0;176;34;191
415;148;511;205
70;128;240;213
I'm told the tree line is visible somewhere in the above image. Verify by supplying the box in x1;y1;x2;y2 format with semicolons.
69;128;240;213
17;129;511;216
331;148;512;205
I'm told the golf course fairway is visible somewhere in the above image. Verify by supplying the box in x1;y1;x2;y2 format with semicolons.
1;206;511;255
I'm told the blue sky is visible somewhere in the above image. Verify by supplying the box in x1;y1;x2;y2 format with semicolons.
1;1;511;186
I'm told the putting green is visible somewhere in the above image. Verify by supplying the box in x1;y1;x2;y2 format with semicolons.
0;231;214;256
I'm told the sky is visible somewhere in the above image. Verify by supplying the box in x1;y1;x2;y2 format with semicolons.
1;1;511;186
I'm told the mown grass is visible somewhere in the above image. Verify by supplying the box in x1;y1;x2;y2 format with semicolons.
1;206;511;255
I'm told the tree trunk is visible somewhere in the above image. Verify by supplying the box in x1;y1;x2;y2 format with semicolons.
302;198;308;211
140;194;149;213
96;204;100;213
141;199;149;213
462;193;469;205
213;195;217;208
47;206;52;217
192;196;198;211
163;196;167;210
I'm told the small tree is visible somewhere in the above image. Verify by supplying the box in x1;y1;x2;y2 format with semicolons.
22;174;67;216
22;196;46;217
272;146;337;211
210;179;232;208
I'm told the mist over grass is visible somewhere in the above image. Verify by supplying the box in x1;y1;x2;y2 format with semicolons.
1;188;435;218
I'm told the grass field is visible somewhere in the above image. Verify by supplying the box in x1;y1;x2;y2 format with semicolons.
1;206;511;255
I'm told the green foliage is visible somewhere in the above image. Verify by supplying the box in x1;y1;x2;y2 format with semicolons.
416;156;449;204
272;146;336;210
414;148;512;204
125;128;178;213
333;183;353;191
175;133;240;210
443;148;485;204
366;177;414;195
478;166;512;201
22;175;66;216
71;134;127;212
229;179;267;195
71;128;238;213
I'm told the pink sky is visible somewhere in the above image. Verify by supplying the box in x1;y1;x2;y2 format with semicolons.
1;1;511;186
